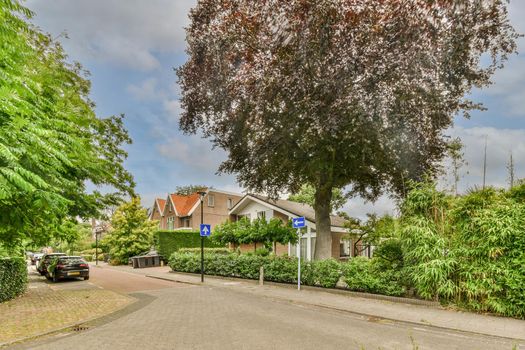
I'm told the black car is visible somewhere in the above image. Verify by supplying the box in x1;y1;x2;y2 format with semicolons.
47;256;89;282
37;253;66;276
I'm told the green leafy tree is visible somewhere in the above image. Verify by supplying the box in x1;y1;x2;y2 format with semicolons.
288;184;346;212
178;0;518;259
0;1;134;252
174;185;208;196
212;217;297;251
104;197;158;265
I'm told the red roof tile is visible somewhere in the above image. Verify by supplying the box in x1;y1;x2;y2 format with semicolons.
156;198;166;213
169;192;201;216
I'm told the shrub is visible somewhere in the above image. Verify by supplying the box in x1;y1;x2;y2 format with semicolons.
178;248;231;255
0;257;28;302
169;251;406;295
254;247;270;256
155;230;223;259
307;259;342;288
341;257;379;293
263;255;299;283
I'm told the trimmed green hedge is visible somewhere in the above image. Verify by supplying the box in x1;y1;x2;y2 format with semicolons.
178;248;231;255
0;257;28;302
169;252;344;289
155;230;224;259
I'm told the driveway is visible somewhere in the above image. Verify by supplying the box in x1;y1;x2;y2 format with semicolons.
11;267;521;350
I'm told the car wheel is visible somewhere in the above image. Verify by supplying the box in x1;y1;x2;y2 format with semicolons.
84;276;89;281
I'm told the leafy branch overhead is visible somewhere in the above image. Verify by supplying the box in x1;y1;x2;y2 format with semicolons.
0;1;134;250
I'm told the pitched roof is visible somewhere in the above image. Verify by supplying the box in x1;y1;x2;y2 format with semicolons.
156;198;166;213
237;194;347;228
169;193;201;217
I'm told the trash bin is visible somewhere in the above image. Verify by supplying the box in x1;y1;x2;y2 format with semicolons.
131;250;162;269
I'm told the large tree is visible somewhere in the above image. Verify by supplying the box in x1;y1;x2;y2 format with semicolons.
178;0;518;258
0;1;134;252
103;197;157;265
288;184;346;212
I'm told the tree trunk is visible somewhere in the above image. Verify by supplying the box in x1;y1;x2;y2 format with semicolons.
313;184;333;260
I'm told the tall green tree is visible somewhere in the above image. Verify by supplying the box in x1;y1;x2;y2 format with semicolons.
178;0;518;258
0;1;134;252
104;197;158;265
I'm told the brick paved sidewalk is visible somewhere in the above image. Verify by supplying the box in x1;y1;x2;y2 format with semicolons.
100;263;525;341
0;271;133;346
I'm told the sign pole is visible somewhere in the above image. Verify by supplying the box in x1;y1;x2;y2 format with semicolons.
292;217;306;292
297;228;301;291
200;197;204;283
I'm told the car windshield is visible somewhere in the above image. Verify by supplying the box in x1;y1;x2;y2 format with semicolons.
59;257;86;264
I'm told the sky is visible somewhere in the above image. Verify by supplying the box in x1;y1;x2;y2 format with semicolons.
25;0;525;219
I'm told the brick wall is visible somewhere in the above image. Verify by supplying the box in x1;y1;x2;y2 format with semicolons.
190;191;243;230
331;232;345;259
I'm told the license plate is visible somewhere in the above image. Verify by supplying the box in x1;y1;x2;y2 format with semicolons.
68;272;80;276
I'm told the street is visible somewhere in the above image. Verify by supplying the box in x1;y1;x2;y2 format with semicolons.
10;266;521;350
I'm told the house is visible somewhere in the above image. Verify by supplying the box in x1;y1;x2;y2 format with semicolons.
229;194;360;261
149;189;243;231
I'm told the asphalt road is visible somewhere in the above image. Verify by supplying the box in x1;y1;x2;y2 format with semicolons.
14;267;520;350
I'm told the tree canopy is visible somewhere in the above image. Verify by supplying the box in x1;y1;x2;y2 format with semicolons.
288;184;346;212
178;0;518;258
174;185;208;196
212;217;297;249
103;197;158;265
0;1;134;252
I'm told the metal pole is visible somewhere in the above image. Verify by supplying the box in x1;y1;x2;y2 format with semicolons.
201;197;204;283
95;232;99;266
483;135;487;190
297;228;301;291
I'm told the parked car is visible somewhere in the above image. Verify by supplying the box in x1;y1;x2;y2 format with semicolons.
31;253;44;266
37;253;66;276
46;256;89;282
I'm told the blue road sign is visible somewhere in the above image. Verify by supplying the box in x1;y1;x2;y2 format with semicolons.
200;224;211;237
292;217;306;229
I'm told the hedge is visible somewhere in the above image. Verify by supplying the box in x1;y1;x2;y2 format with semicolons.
178;248;231;255
169;252;343;289
0;257;28;302
155;230;224;259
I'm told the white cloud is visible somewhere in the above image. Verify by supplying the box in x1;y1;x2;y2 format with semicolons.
473;1;525;117
343;195;398;221
157;137;226;171
26;0;196;71
445;126;525;191
127;78;165;101
163;99;182;119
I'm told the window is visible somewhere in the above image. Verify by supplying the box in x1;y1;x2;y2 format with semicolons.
168;202;171;213
183;218;190;228
167;217;174;230
227;198;233;209
257;211;266;220
208;194;215;207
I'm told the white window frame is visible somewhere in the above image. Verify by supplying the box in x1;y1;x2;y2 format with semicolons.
227;198;233;209
167;217;175;230
208;194;215;207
